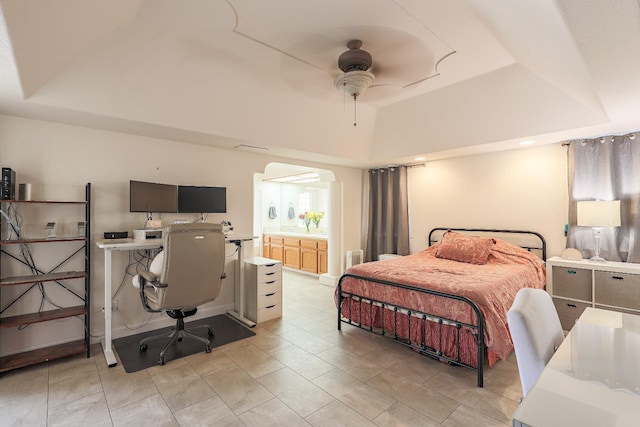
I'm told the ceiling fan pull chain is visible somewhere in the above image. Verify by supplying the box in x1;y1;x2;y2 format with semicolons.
353;94;357;126
343;81;347;111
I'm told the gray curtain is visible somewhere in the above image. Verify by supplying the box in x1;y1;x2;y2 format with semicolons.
365;166;410;262
567;133;640;262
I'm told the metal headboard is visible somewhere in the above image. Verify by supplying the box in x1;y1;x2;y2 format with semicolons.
428;228;547;261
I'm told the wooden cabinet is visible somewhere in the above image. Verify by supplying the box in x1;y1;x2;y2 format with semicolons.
301;239;318;273
283;238;301;269
263;233;327;274
263;235;284;262
318;240;328;274
0;184;91;373
244;257;282;323
547;256;640;330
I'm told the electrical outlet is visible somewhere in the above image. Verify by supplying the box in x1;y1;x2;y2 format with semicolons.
111;300;118;311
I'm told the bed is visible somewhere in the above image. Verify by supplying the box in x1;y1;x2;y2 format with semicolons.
335;228;547;387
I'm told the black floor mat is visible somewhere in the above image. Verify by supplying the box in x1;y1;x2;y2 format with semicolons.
112;314;255;373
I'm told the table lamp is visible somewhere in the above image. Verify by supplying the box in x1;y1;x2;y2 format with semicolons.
576;200;621;262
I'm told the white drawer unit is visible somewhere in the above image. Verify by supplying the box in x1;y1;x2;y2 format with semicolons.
244;257;283;323
547;256;640;330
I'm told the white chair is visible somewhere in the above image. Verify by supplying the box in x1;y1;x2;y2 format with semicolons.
507;288;565;397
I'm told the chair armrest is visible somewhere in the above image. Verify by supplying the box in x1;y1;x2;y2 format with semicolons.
138;270;167;313
140;271;168;289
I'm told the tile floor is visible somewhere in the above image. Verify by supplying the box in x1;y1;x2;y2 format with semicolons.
0;270;524;426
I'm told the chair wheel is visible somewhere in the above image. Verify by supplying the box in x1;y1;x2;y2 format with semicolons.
159;357;165;366
178;337;183;342
205;345;212;353
208;329;214;337
139;344;147;352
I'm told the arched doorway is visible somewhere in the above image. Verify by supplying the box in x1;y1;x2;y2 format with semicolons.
254;162;342;285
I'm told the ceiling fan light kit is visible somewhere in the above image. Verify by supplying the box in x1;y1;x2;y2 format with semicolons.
335;40;376;125
335;39;375;98
334;70;375;98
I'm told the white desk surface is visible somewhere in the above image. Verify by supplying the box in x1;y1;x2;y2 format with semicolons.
95;233;257;367
512;307;640;427
96;234;256;249
96;238;161;250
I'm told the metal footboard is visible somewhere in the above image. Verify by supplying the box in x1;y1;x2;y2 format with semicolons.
337;273;486;387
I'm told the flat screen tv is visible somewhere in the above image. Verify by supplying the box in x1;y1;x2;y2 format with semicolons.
178;185;227;213
129;180;178;213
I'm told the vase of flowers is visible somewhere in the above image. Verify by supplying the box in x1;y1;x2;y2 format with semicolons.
299;211;324;232
309;211;324;228
299;212;311;232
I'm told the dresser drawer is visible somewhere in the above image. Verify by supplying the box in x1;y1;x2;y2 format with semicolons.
552;266;592;301
256;262;281;277
284;238;300;247
594;271;640;311
257;304;282;322
259;281;281;297
553;297;590;331
301;239;318;249
269;237;284;245
257;291;281;307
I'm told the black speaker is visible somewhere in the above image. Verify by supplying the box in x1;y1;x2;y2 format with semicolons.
1;167;16;200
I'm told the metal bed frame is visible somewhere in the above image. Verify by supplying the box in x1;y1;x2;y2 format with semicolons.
337;228;546;388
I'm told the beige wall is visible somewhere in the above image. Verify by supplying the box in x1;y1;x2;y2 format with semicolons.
407;142;568;257
0;114;363;353
0;112;569;356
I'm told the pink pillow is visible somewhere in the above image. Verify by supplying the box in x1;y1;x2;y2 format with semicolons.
435;231;496;265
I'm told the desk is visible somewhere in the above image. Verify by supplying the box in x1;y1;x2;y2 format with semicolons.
96;234;256;368
512;307;640;427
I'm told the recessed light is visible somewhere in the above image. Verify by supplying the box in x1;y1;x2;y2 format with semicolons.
414;157;425;161
519;140;535;146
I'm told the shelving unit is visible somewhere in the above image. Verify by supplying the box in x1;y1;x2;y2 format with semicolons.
547;256;640;330
0;183;91;373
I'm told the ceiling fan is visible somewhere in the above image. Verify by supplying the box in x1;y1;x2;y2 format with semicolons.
333;39;377;100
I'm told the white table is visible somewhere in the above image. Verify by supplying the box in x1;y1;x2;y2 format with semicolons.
96;234;256;368
512;307;640;427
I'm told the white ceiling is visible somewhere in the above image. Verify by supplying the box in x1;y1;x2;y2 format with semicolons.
1;0;639;168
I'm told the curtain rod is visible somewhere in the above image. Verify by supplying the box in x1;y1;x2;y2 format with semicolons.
562;131;638;146
370;163;425;171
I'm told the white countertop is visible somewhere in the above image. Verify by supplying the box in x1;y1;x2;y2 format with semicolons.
263;231;328;239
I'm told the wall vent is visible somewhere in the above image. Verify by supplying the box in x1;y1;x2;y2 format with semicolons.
346;249;364;268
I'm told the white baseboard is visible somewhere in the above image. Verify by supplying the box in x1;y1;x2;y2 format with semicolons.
319;273;339;287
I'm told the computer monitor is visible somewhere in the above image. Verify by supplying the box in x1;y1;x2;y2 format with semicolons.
129;180;178;213
178;185;227;213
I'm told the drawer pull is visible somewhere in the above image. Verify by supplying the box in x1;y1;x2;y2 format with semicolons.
266;305;276;309
266;272;275;276
567;270;577;275
567;303;577;308
265;293;275;297
265;280;276;284
611;276;624;280
266;263;275;267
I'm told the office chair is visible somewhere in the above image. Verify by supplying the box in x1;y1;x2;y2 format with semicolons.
132;223;226;365
507;288;565;397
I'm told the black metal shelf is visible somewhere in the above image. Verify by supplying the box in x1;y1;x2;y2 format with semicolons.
0;183;91;372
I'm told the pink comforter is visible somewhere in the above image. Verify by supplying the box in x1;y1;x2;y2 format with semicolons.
336;239;546;365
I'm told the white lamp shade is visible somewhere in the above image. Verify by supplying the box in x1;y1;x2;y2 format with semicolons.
577;200;621;227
